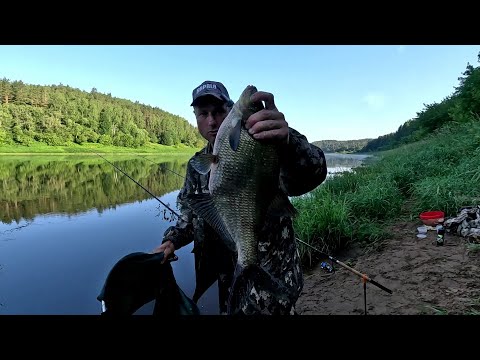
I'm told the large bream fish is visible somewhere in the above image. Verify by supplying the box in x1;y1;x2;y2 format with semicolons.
186;85;296;313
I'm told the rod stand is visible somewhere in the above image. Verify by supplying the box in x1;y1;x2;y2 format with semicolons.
362;277;367;315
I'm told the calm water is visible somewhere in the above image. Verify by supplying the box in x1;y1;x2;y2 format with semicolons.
325;152;372;177
0;152;369;315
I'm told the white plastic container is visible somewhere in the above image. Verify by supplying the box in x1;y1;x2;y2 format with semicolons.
417;225;428;234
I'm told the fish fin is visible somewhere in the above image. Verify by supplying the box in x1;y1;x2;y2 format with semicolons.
185;193;237;253
190;154;217;175
227;263;248;315
266;193;298;218
229;117;242;151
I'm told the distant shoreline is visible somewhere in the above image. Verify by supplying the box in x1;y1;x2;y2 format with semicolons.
0;152;195;156
0;143;201;156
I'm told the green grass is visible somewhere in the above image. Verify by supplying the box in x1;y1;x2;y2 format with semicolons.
293;121;480;269
465;297;480;315
292;189;353;267
0;142;201;155
467;243;480;254
422;304;449;315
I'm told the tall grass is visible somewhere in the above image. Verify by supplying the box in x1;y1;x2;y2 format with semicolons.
294;121;480;269
292;188;353;267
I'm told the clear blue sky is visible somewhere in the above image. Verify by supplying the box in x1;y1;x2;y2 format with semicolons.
1;45;479;141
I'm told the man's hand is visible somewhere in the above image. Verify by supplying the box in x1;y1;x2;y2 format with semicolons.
245;91;289;145
152;240;175;264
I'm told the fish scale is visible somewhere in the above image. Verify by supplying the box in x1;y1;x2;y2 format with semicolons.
212;123;279;266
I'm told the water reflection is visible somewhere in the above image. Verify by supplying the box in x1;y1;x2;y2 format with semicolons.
0;155;188;224
0;155;197;315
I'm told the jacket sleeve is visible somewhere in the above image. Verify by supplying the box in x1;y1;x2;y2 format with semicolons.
161;162;198;250
278;127;328;196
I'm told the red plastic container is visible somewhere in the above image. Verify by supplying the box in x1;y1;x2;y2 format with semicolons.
419;211;445;226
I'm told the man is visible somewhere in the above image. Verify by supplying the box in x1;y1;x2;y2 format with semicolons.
153;80;327;315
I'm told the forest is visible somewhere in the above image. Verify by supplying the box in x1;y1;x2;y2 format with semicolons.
0;79;206;149
312;139;371;153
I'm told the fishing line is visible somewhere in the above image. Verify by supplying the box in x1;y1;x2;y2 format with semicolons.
134;153;187;180
94;152;180;219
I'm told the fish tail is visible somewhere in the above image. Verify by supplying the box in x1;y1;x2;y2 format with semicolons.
226;263;270;315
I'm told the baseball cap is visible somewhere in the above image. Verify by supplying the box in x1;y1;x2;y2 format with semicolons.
191;80;233;106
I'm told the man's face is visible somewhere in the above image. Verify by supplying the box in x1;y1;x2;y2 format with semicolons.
193;96;231;144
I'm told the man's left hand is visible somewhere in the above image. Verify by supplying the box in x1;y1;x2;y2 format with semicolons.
245;91;289;145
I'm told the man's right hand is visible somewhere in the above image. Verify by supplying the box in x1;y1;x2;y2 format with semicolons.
152;240;176;264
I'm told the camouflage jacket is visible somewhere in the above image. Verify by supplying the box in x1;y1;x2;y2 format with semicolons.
162;127;327;315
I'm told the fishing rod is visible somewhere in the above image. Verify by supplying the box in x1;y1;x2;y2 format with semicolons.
134;153;187;180
94;152;181;219
296;237;392;294
94;152;180;267
295;237;392;315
